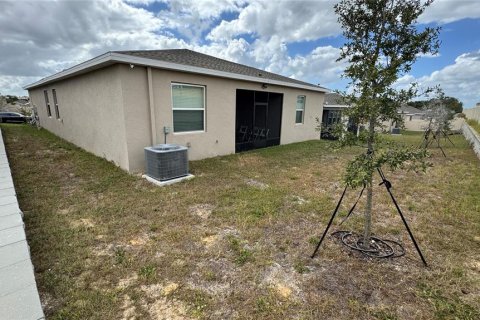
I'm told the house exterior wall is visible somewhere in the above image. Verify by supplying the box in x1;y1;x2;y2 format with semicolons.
403;119;429;131
28;65;130;170
29;63;325;173
118;64;325;172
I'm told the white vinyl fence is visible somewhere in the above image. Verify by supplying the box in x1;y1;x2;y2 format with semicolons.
464;106;480;122
462;122;480;160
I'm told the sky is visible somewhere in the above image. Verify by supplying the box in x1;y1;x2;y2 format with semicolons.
0;0;479;108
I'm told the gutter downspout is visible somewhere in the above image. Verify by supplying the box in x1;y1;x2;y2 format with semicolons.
147;67;157;145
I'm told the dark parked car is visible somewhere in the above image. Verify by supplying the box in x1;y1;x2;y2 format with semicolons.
0;112;30;123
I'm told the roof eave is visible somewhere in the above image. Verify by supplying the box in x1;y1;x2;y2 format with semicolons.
23;52;114;90
24;52;328;93
323;104;349;109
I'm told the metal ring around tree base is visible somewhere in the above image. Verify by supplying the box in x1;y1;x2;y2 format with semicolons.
332;230;405;259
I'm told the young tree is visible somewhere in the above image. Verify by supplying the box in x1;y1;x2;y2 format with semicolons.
334;0;440;245
423;90;454;133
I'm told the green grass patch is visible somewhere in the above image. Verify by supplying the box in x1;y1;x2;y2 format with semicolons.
418;283;480;320
467;119;480;134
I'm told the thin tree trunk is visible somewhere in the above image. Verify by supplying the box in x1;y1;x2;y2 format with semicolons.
363;183;373;247
363;117;376;247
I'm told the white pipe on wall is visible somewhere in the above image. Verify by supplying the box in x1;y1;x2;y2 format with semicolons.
147;67;157;145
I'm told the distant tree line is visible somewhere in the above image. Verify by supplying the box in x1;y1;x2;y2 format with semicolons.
0;94;21;106
408;96;463;114
5;95;19;104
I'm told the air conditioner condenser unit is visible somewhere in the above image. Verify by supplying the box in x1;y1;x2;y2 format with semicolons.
144;144;189;181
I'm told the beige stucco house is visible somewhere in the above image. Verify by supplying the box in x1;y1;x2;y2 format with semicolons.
388;105;427;132
25;49;327;173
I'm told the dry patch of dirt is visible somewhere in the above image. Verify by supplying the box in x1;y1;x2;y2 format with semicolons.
201;228;240;250
92;243;116;257
189;204;215;219
187;264;232;296
139;282;189;319
141;283;164;299
245;178;269;189
57;207;73;215
238;154;264;167
201;234;219;248
163;282;180;296
92;243;130;257
141;282;180;298
70;218;95;229
145;297;190;320
117;273;138;290
128;233;150;246
121;295;136;320
172;259;187;268
263;263;301;300
467;259;480;272
275;284;293;299
292;195;309;205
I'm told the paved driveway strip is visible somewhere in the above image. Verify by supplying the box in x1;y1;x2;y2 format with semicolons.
0;129;44;320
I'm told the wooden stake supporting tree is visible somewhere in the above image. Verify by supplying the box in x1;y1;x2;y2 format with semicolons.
312;0;441;263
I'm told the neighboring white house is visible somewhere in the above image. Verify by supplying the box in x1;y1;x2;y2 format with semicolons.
321;93;357;138
387;105;427;132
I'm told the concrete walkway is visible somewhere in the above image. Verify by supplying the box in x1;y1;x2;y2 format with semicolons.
0;129;44;320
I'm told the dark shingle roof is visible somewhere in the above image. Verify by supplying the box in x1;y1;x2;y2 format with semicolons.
399;105;424;114
114;49;324;90
324;93;348;105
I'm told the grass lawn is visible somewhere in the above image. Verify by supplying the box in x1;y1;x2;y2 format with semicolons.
467;119;480;134
2;124;479;320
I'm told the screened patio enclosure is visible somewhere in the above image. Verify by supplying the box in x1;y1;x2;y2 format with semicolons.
321;108;357;139
235;89;283;152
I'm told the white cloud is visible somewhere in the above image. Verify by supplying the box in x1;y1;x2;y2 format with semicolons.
0;75;39;97
396;50;480;108
286;46;346;85
207;0;340;42
166;0;245;19
419;0;480;24
0;0;192;93
0;0;166;76
152;0;245;42
417;52;441;58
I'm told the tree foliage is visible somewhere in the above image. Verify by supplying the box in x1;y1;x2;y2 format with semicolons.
409;96;463;114
442;96;463;114
333;0;441;243
5;95;18;104
422;90;455;132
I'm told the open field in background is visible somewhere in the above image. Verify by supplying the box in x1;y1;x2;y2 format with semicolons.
2;124;479;320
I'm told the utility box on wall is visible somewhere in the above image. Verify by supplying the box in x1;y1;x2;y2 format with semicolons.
144;144;189;181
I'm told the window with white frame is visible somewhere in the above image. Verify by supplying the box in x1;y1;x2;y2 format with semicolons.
172;83;205;132
43;90;52;117
295;95;306;124
52;89;60;119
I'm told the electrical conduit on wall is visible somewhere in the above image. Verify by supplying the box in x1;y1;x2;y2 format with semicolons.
147;67;157;146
